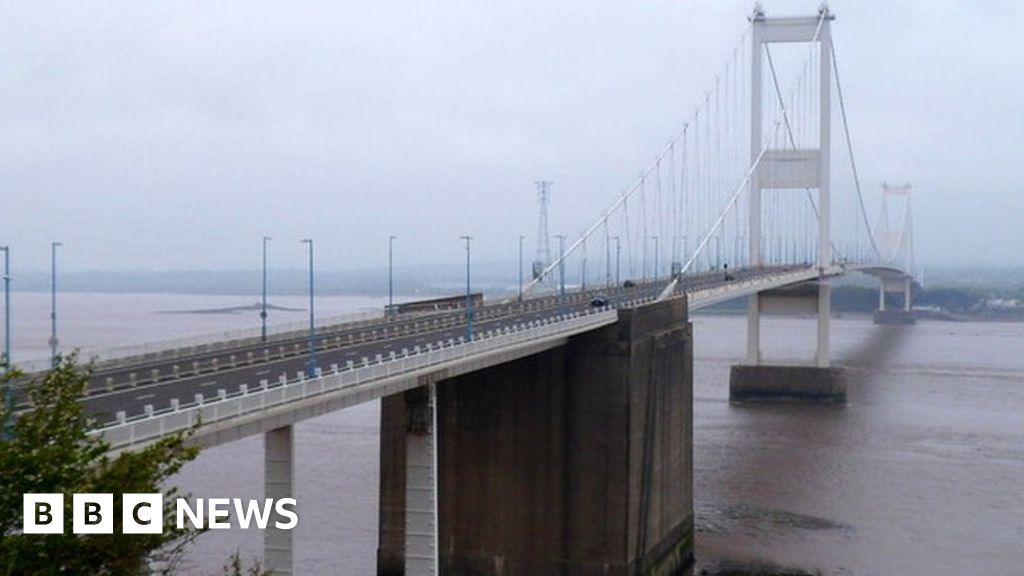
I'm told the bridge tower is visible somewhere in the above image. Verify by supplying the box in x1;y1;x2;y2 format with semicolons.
531;181;552;282
734;6;846;402
873;183;917;324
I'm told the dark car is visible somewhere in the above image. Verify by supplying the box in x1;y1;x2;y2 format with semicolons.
622;280;636;288
590;294;609;307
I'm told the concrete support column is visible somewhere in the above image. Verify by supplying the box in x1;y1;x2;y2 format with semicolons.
748;19;763;270
747;293;761;365
732;283;844;403
404;385;439;576
878;281;886;311
817;19;832;270
903;278;912;312
816;281;831;368
265;426;293;576
378;297;695;575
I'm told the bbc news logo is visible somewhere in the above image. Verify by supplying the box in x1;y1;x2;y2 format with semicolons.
23;494;298;534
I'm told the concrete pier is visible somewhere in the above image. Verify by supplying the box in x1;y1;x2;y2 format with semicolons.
873;309;916;325
729;365;846;404
378;297;694;575
264;425;294;576
875;276;916;324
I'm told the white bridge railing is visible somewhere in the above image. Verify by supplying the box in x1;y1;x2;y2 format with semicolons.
96;304;630;451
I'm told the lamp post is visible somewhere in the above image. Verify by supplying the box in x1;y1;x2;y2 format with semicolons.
555;235;566;316
652;235;659;279
460;236;473;341
300;238;317;377
605;233;611;287
612;236;621;286
388;235;396;316
261;236;271;342
581;238;587;291
517;235;524;301
49;241;61;368
1;245;8;438
1;246;9;373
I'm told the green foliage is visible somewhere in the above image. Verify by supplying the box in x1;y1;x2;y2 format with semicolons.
916;287;982;312
220;551;273;576
1008;286;1024;302
0;355;201;576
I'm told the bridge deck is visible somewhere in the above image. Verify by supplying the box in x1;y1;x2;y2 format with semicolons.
9;264;852;451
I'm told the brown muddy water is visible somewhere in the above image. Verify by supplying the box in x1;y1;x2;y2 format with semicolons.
9;293;1024;574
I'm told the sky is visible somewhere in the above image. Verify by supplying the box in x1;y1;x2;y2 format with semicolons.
1;0;1021;274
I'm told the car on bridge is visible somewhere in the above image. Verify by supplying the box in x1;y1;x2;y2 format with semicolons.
590;294;609;307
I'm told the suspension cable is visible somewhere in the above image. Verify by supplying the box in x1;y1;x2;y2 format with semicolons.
831;39;883;261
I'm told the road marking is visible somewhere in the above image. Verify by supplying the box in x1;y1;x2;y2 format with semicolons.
199;381;217;387
256;369;271;376
135;393;155;401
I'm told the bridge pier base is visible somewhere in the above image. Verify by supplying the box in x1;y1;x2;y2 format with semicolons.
264;425;293;576
873;309;916;325
377;297;694;575
729;365;846;404
733;281;846;403
873;277;916;325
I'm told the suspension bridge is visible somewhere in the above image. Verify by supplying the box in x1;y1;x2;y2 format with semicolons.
8;6;915;576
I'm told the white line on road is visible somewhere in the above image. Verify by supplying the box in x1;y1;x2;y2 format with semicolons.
199;381;217;387
135;393;154;401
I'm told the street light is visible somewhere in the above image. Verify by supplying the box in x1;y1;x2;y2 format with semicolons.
261;236;272;342
460;236;473;341
388;235;396;316
50;241;62;368
652;235;659;279
517;235;525;302
554;235;566;316
1;246;9;373
612;236;621;286
300;239;317;377
1;245;8;438
581;238;587;291
605;233;611;287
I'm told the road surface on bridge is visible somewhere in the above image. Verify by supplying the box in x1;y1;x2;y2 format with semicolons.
12;265;808;425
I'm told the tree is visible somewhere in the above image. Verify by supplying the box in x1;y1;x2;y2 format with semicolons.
917;287;980;312
220;551;274;576
0;355;201;575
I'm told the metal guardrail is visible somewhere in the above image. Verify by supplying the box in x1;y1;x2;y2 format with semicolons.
19;288;603;376
89;267;853;450
94;303;639;450
19;264;883;376
686;267;833;309
18;308;389;374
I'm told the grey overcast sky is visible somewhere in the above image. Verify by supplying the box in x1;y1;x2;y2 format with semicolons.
1;1;1021;273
